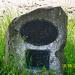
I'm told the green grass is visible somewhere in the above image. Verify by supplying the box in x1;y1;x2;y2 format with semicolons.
0;14;13;60
64;19;75;64
0;13;75;75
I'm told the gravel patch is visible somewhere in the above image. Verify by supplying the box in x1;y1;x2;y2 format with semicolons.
0;0;75;19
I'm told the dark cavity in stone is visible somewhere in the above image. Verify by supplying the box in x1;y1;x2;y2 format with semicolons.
20;20;58;46
25;49;50;70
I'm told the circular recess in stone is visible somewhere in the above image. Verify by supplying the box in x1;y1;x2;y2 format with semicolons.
20;20;58;46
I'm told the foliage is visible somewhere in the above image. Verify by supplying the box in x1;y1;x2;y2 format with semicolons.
0;13;75;74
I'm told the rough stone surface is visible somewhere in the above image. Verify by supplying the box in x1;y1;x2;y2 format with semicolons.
6;7;67;75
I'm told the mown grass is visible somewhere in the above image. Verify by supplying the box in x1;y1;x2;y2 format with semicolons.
0;13;75;75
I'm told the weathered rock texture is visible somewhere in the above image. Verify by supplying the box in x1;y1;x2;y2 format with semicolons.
6;7;67;75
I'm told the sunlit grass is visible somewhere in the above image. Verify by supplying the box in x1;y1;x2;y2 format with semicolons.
64;19;75;64
0;14;13;60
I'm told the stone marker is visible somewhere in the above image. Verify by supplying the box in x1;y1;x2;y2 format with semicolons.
5;7;67;75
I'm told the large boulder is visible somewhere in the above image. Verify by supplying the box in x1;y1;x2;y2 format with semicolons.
5;7;67;75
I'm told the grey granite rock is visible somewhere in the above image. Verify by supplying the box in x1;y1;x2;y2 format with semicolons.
5;7;67;75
